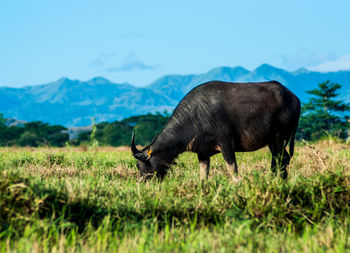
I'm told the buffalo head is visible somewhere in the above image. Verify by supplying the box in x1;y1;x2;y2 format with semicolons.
131;133;167;180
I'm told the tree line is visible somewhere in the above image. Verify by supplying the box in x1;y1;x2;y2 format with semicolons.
0;81;349;147
72;113;170;147
0;112;171;147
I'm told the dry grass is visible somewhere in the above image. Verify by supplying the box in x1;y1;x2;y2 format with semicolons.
1;141;350;252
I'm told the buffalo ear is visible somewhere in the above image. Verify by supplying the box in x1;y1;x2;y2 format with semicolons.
134;152;149;161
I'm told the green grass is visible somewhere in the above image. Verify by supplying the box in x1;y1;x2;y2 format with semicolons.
1;142;350;252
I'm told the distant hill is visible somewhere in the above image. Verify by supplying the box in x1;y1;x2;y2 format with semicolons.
148;64;350;102
4;118;27;127
0;77;176;126
1;64;349;126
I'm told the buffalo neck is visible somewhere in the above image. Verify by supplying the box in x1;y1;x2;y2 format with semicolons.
150;123;194;164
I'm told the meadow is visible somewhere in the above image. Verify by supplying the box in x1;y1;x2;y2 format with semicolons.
1;141;350;252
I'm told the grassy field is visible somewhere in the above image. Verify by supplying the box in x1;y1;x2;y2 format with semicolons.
1;141;350;252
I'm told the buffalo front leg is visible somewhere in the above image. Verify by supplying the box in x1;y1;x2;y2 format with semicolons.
198;155;210;181
219;143;239;181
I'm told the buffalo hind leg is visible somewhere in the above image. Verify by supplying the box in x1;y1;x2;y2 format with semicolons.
268;139;290;179
219;143;240;181
198;155;210;181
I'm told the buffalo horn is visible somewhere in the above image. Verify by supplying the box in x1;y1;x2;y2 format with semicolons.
131;132;141;154
131;133;149;161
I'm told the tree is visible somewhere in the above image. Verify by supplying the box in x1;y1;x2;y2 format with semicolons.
18;131;40;147
0;114;24;146
100;122;133;146
125;113;170;145
297;80;350;140
16;121;68;147
0;113;5;126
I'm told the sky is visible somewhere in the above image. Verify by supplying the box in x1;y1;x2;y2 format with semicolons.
1;0;350;88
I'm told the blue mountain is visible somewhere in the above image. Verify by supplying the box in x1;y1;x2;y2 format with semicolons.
147;66;250;101
148;64;350;103
1;64;349;126
0;77;176;126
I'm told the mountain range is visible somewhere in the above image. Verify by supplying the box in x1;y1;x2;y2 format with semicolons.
1;64;350;127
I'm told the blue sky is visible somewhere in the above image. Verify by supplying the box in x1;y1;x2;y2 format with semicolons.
1;0;350;87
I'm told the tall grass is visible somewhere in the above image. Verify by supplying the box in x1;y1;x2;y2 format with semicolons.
1;141;350;252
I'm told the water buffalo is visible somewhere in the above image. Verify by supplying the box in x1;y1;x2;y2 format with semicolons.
131;80;300;180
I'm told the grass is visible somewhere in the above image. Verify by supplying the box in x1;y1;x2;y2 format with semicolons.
1;141;350;252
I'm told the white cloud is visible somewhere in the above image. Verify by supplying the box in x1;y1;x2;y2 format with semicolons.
88;53;116;68
309;54;350;72
105;53;159;72
106;60;158;72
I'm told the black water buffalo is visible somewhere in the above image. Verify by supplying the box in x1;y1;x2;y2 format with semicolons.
131;80;300;180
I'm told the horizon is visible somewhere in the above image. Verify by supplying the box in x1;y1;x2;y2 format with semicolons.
0;63;346;89
1;0;350;88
